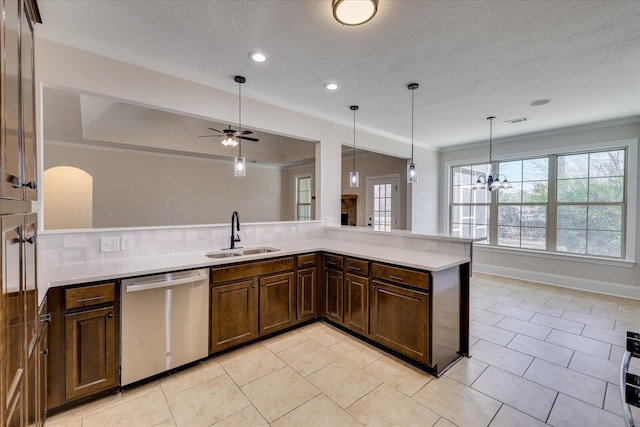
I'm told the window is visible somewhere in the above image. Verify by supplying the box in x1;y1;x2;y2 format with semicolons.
296;176;311;221
449;148;627;258
373;183;392;231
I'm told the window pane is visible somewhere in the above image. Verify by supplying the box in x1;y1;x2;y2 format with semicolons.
522;206;546;227
589;177;624;202
498;226;520;247
558;205;587;229
521;227;546;250
472;187;491;204
557;229;586;253
300;191;310;204
557;178;588;202
587;230;621;257
452;186;469;203
590;150;624;177
500;161;522;182
498;183;522;203
558;154;588;179
523;158;549;181
588;205;622;231
453;166;473;185
498;206;520;226
522;181;548;203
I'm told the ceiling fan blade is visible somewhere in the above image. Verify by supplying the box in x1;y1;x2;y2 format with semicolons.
198;135;224;138
240;136;260;142
239;130;253;135
207;128;224;133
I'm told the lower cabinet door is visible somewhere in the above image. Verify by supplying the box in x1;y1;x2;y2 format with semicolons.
344;273;369;335
210;279;258;353
64;306;116;401
370;281;430;364
323;269;343;323
260;272;295;334
296;267;316;321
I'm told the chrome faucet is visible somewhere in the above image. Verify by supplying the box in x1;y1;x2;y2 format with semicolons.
230;211;241;249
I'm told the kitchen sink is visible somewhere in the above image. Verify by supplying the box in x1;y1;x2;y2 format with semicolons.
205;247;279;258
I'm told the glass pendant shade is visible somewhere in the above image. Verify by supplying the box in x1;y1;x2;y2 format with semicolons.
234;156;246;177
350;171;359;187
501;178;513;189
407;163;418;183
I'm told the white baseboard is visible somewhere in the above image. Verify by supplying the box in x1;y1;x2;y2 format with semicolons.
474;263;640;300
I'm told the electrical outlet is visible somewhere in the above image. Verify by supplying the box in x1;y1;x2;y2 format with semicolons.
523;256;530;264
121;236;133;251
290;226;297;237
426;241;438;251
101;236;120;253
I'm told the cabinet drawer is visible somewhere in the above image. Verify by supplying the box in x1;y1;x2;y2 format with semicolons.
324;254;343;270
344;258;369;276
297;253;317;268
65;283;115;310
371;263;430;291
212;257;295;284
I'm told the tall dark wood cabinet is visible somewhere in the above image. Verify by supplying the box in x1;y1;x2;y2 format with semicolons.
322;254;343;323
343;258;369;335
296;254;317;322
0;1;42;425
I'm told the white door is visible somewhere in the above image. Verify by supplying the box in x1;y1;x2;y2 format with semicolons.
366;175;399;231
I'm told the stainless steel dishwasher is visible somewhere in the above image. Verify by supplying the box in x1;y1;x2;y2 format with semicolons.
121;269;209;386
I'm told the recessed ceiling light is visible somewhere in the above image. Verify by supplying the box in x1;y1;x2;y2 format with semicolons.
324;83;339;91
249;51;267;63
531;99;551;106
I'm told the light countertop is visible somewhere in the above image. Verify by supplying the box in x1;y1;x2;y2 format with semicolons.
40;238;471;289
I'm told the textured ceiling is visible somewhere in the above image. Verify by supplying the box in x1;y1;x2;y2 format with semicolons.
36;0;640;150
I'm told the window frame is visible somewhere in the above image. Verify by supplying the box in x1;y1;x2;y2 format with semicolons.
445;139;637;263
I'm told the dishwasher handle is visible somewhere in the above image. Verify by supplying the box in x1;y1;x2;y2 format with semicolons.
125;273;209;292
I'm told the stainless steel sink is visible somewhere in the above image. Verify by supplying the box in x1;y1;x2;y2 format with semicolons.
205;247;279;259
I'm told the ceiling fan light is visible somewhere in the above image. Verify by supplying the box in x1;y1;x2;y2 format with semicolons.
332;0;378;26
234;156;246;177
222;135;238;147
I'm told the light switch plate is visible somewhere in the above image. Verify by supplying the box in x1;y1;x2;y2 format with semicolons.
101;236;120;253
426;241;439;251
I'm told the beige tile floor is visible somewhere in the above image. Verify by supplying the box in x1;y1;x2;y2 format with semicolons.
45;273;640;427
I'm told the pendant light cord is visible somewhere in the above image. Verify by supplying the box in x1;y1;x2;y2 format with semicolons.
489;117;492;166
238;81;242;158
353;108;356;171
411;88;414;162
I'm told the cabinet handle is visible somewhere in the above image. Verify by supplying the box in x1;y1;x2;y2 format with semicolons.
388;275;404;282
348;266;361;271
371;286;376;290
106;313;114;319
77;296;105;304
251;284;256;288
22;181;37;190
40;349;48;356
326;261;336;266
23;235;36;245
302;261;314;266
39;312;52;323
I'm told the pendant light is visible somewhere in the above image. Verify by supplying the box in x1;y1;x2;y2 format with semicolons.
472;116;512;191
234;75;246;177
407;83;419;183
349;105;359;187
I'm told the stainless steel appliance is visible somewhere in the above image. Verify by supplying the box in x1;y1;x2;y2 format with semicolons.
121;269;209;386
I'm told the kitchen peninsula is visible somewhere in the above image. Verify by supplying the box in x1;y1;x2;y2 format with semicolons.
39;223;478;411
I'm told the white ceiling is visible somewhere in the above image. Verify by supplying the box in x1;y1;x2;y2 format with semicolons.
36;0;640;150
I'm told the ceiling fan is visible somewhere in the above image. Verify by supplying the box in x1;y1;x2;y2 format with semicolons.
199;125;259;147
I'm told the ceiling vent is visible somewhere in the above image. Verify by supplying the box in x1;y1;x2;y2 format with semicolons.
504;117;529;124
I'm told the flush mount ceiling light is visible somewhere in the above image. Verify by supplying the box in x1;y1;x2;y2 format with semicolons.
249;51;267;63
407;83;419;184
324;82;339;91
530;99;551;107
349;105;360;188
472;117;512;192
234;75;247;177
332;0;378;26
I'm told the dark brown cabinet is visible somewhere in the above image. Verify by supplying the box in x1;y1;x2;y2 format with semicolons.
322;254;344;323
296;267;316;321
210;279;258;353
46;282;119;411
370;280;430;364
344;273;369;335
210;257;295;354
259;272;295;334
64;306;116;401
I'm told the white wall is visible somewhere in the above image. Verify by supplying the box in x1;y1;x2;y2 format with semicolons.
411;145;440;235
440;121;640;296
35;39;440;233
45;142;286;227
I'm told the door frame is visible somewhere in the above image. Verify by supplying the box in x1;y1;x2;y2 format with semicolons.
365;174;400;230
